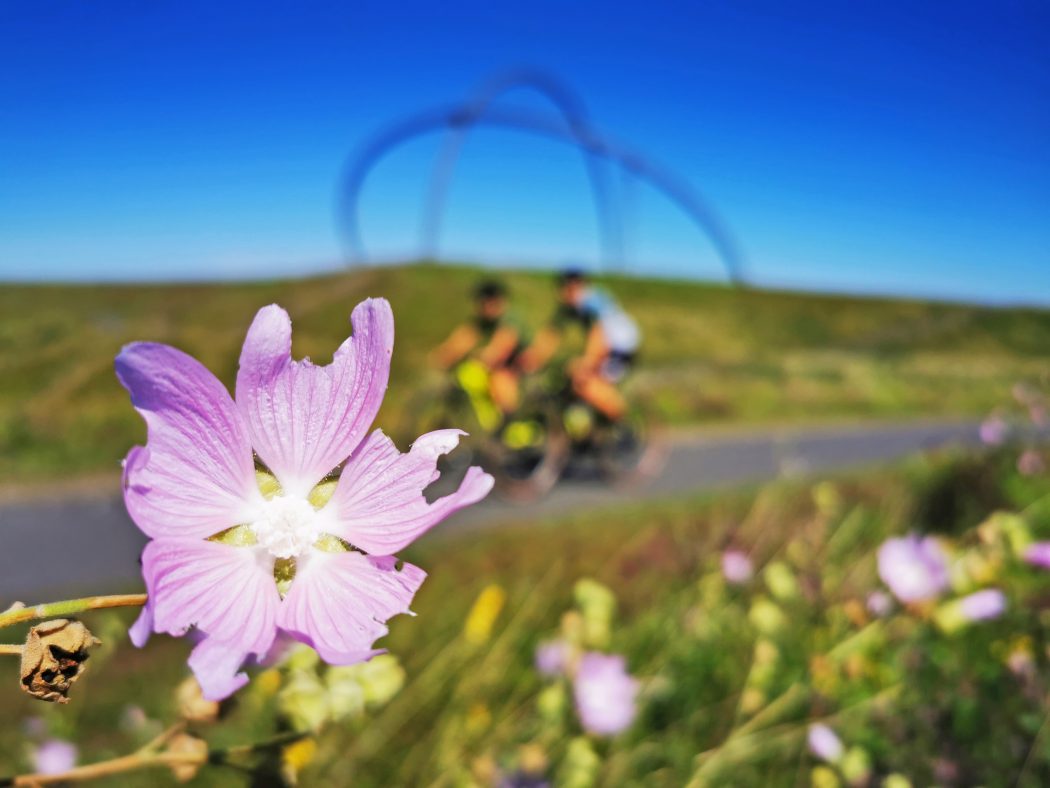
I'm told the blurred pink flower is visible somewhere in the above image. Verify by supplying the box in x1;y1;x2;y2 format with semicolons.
573;653;638;736
721;549;754;585
807;723;843;763
958;589;1007;621
119;299;493;700
32;740;77;775
979;416;1008;446
535;639;571;677
866;590;893;617
1012;383;1036;406
1017;449;1045;477
1023;542;1050;570
1029;405;1048;427
877;534;949;603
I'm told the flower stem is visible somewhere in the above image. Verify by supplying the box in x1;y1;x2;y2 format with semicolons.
0;594;147;630
0;731;310;786
4;751;200;786
0;644;23;656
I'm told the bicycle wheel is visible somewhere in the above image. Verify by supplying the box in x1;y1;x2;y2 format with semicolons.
596;396;668;488
488;400;570;503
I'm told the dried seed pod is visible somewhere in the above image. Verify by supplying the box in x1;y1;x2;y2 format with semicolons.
20;619;100;703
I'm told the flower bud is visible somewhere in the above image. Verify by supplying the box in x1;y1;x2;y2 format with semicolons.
764;561;800;601
164;733;208;783
175;676;220;723
810;765;842;788
807;723;844;763
840;745;872;783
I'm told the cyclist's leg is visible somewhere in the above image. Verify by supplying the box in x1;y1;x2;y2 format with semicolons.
490;366;521;415
572;357;627;421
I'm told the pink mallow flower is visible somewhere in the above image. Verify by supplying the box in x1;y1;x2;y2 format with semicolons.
958;589;1007;621
866;590;893;618
807;723;844;763
979;416;1008;446
721;549;754;585
119;300;493;700
877;534;949;603
535;639;571;678
1024;542;1050;570
32;740;77;775
573;653;638;736
1017;449;1045;477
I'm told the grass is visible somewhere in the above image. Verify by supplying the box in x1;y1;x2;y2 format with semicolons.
3;261;1050;482
1;446;1049;785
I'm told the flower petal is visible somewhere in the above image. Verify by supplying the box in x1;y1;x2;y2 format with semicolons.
140;539;279;660
188;637;251;701
321;429;494;555
235;299;394;496
277;551;425;664
128;597;154;648
116;343;259;540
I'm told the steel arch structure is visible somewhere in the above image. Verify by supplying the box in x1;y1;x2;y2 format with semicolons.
337;69;746;284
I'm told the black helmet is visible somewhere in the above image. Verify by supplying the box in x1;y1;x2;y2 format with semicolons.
473;279;507;301
556;267;587;286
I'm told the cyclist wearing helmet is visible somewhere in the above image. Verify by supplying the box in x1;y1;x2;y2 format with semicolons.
431;279;529;417
521;268;640;421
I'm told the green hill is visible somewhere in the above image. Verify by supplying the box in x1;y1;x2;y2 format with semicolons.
2;262;1049;482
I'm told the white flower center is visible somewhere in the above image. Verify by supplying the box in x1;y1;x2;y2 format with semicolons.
250;495;323;559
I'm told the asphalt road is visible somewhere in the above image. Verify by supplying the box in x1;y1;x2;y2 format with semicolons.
0;419;986;601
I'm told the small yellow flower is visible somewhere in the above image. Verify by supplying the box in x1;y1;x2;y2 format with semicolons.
463;584;506;645
280;737;317;786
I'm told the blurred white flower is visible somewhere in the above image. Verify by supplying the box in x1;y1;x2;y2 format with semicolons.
721;550;754;585
877;534;949;603
866;590;893;617
958;589;1007;621
807;723;844;763
32;740;77;775
573;653;638;736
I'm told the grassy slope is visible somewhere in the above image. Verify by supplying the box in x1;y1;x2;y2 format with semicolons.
2;262;1050;481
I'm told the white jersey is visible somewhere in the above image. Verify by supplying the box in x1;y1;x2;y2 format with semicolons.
580;288;640;354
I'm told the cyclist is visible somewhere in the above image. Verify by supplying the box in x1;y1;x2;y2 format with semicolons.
430;279;529;420
520;268;640;422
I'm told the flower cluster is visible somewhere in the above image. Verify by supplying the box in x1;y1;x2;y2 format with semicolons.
532;579;639;739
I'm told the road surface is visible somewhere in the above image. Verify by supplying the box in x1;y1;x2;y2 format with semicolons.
0;419;988;600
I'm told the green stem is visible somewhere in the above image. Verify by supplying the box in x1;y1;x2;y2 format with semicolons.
0;594;147;630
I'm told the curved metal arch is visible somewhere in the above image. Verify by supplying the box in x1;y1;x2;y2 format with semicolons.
337;87;746;285
419;69;620;267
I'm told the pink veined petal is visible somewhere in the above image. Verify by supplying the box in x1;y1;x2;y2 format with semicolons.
139;539;279;665
188;637;252;701
277;551;426;665
235;299;394;497
116;342;260;540
128;596;154;648
322;429;494;555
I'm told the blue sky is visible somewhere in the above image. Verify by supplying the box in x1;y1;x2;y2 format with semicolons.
1;1;1048;303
